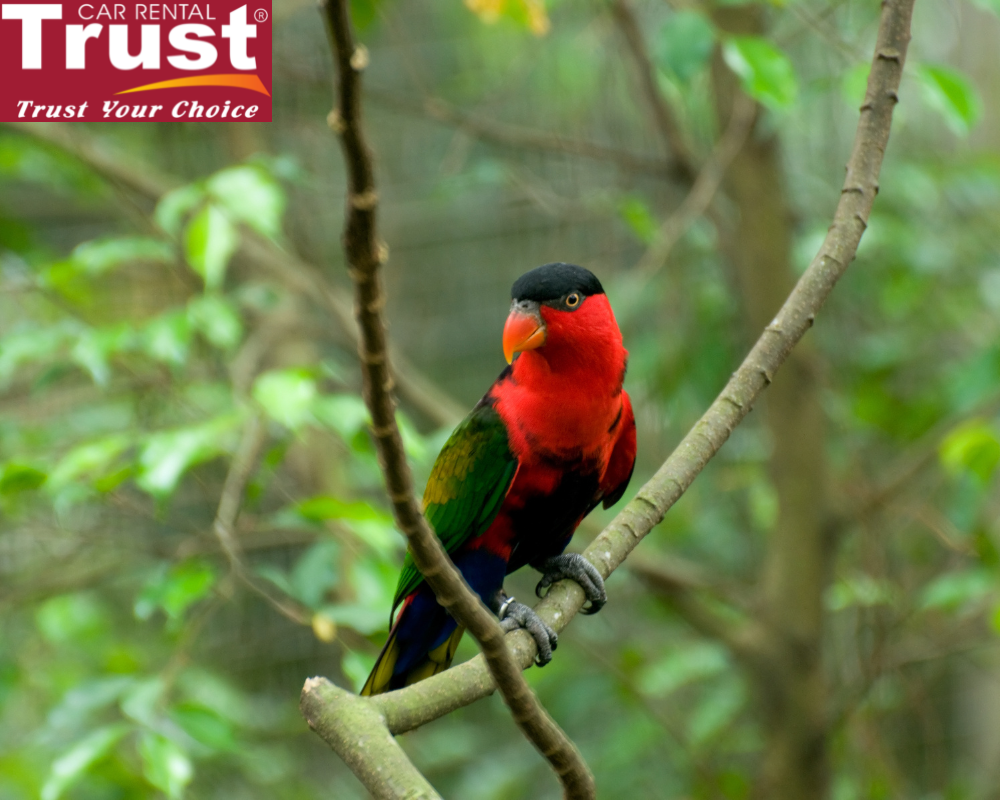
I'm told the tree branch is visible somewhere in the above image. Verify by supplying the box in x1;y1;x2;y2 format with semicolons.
304;0;915;740
628;559;764;665
309;2;596;798
212;413;313;626
0;121;464;429
634;93;756;277
367;89;672;177
611;0;698;181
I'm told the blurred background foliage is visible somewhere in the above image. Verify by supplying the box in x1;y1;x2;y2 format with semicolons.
1;0;999;797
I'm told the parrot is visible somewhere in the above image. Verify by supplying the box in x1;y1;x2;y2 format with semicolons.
361;262;636;695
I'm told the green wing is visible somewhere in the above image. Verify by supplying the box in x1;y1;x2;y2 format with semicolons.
392;402;518;615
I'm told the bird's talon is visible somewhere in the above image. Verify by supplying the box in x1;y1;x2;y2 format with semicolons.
533;553;607;614
492;593;558;666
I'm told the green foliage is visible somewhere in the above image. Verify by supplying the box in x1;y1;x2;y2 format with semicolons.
184;204;238;292
134;560;217;623
939;419;1000;483
618;196;658;244
136;413;243;496
918;64;983;136
722;36;798;109
919;569;995;613
253;368;318;430
655;11;715;84
41;723;129;800
138;732;193;798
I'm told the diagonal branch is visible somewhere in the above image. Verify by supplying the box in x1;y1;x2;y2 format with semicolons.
309;2;596;798
633;93;756;277
303;0;915;739
367;89;672;177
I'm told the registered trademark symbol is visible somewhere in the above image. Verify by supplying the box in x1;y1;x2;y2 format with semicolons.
254;8;268;22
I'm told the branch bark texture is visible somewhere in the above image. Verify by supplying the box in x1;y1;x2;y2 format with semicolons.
303;0;915;748
311;2;596;798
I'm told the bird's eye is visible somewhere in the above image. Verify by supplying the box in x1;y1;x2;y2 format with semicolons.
565;293;580;308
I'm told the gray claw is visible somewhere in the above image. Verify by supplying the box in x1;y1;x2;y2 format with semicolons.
534;553;607;615
493;594;558;666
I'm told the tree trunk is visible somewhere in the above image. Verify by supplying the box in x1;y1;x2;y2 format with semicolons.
711;6;830;797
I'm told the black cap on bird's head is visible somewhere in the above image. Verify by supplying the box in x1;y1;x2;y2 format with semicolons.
504;263;605;363
510;262;604;303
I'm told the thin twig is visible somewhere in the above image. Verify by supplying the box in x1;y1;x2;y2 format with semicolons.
305;0;916;740
309;3;597;798
634;93;756;277
630;559;767;668
212;413;313;626
368;89;672;177
611;0;698;181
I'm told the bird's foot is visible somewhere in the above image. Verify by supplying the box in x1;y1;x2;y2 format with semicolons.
491;592;558;666
533;553;607;615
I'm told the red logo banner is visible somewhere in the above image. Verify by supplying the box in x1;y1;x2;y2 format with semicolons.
0;0;271;121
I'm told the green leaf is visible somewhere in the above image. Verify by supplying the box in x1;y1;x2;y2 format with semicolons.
35;594;107;643
841;62;871;107
136;414;242;497
0;462;47;494
289;540;341;608
311;393;371;440
206;165;286;240
48;434;132;490
41;723;130;800
0;321;80;383
155;184;204;238
655;11;715;83
45;677;136;734
939;419;1000;483
70;236;174;276
253;369;318;430
184;203;238;291
825;575;897;611
135;559;217;621
142;310;192;367
919;64;983;136
170;704;237;753
969;0;1000;16
637;643;730;697
349;0;382;30
120;677;166;727
619;197;657;245
722;36;798;109
296;496;392;524
920;569;995;613
72;324;136;385
187;294;243;351
139;732;193;799
687;678;745;746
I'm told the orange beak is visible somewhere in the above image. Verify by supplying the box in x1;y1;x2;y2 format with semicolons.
503;305;546;364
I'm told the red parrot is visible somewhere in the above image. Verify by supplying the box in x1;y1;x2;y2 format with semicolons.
362;263;636;695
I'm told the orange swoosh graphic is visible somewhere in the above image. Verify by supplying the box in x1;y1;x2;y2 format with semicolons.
117;74;271;96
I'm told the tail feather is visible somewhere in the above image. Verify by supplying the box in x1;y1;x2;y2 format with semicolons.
403;626;465;687
360;618;466;696
360;625;402;696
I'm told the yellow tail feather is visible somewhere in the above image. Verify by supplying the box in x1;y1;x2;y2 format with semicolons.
360;625;466;696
